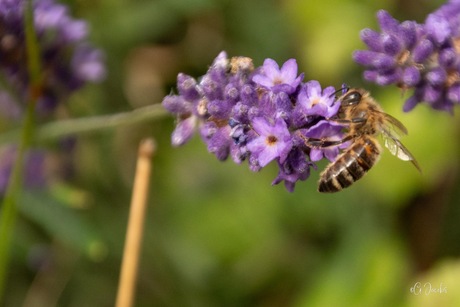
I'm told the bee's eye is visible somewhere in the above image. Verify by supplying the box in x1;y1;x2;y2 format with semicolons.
342;91;361;106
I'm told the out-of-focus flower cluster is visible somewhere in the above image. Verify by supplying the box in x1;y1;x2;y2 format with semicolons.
353;0;460;113
0;0;105;194
0;0;106;115
163;52;348;192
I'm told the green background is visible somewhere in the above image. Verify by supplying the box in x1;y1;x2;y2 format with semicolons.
5;0;460;306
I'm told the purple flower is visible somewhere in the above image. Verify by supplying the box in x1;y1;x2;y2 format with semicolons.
252;58;303;94
164;52;345;192
425;0;460;45
171;116;197;146
353;10;430;87
162;73;206;146
294;81;339;119
0;0;105;115
272;148;313;192
302;120;348;162
354;4;460;113
247;117;293;167
0;146;48;194
200;122;234;161
0;0;104;195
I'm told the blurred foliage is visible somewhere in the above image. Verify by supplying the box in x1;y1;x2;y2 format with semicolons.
3;0;460;306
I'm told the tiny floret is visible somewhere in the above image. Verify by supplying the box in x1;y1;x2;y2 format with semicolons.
247;117;293;167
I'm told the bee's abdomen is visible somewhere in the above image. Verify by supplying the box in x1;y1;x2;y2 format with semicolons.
318;136;381;193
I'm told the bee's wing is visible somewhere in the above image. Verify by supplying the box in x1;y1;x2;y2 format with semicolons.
381;118;422;172
381;112;408;136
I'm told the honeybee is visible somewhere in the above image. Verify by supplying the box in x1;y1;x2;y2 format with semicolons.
306;88;421;193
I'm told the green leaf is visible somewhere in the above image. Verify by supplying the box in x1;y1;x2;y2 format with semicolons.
18;190;106;261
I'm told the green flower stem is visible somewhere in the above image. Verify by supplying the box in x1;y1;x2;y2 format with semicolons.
0;103;169;145
37;103;168;140
0;96;36;301
0;0;41;301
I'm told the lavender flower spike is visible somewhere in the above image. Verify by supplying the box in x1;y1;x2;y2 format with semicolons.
163;52;345;192
0;0;105;195
0;0;105;115
354;2;460;113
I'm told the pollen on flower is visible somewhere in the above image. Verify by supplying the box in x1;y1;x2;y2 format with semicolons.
197;98;208;116
266;135;278;145
273;77;283;85
397;50;411;65
310;98;320;106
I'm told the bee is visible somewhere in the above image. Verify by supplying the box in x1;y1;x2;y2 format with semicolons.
305;88;421;193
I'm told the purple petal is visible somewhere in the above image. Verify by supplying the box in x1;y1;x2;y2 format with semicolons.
162;95;191;114
305;80;322;96
403;96;419;112
208;99;232;119
322;86;337;98
252;74;273;88
353;50;395;69
399;21;419;49
360;28;382;51
447;85;460;103
382;33;402;56
438;48;457;67
310;149;323;162
324;148;339;162
423;85;442;103
425;12;451;44
205;126;232;161
62;20;88;42
412;39;434;63
177;73;200;101
426;68;447;86
377;10;400;33
375;70;401;85
262;58;280;78
224;83;239;102
279;59;298;81
402;66;421;87
171;117;196;146
251;117;273;137
71;45;106;82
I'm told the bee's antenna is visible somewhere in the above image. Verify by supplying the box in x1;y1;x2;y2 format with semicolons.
329;84;349;98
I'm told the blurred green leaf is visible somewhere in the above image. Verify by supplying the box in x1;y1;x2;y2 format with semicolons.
295;223;409;307
18;191;106;261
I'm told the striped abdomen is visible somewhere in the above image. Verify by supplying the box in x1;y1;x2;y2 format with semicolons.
318;136;381;193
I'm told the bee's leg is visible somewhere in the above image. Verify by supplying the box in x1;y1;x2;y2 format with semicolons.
329;118;367;125
300;134;353;149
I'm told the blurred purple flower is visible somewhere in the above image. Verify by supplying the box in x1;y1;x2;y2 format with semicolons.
0;146;47;194
0;0;105;194
354;2;460;113
0;0;105;115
